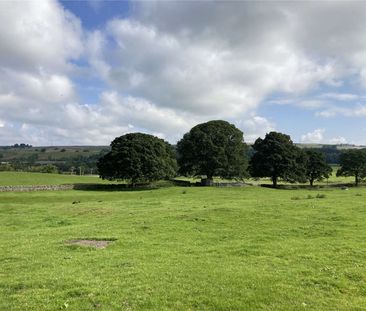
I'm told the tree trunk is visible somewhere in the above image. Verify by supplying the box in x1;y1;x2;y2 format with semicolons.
310;178;314;187
201;176;214;186
272;176;278;188
355;173;359;186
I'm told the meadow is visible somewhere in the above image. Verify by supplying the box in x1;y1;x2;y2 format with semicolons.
1;172;366;310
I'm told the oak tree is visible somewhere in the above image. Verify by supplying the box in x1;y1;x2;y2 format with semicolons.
177;120;248;185
98;133;177;185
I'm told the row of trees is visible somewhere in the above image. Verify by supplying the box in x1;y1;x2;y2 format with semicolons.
250;132;331;187
97;120;366;187
0;149;109;174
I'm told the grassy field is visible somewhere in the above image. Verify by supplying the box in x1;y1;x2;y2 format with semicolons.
0;172;115;186
0;170;355;187
175;166;356;186
2;182;366;310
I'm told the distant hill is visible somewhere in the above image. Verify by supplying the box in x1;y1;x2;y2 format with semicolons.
295;143;366;150
1;143;365;171
0;145;110;161
0;145;110;173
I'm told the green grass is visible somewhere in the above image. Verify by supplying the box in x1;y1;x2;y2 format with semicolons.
2;185;366;310
175;165;357;186
0;172;113;186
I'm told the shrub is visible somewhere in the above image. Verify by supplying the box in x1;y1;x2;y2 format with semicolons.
0;163;14;171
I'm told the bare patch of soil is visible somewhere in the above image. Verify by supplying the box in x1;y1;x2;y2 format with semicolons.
65;239;114;249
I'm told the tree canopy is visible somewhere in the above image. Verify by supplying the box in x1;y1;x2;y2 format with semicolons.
97;133;177;184
304;150;332;186
336;149;366;186
177;120;248;184
250;131;306;187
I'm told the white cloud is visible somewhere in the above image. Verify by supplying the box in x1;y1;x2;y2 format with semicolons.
3;1;366;145
319;92;359;101
239;115;275;143
316;104;366;118
0;0;83;73
296;100;327;110
329;136;347;144
301;128;325;143
268;98;328;110
88;14;336;119
1;69;75;104
0;0;86;145
98;92;198;140
300;129;349;145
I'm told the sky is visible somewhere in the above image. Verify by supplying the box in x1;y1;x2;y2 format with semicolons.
1;0;366;146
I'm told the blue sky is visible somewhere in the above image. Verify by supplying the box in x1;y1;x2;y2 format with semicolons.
60;0;131;30
1;0;366;146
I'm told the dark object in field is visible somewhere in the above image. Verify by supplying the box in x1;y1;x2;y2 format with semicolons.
65;239;114;249
341;186;349;190
72;200;81;204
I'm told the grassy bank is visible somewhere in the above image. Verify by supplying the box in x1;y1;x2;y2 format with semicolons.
1;186;366;310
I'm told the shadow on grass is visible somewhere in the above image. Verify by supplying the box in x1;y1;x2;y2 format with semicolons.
260;183;358;190
72;181;174;192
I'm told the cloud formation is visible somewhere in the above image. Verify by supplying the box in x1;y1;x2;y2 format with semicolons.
1;1;366;145
301;129;325;144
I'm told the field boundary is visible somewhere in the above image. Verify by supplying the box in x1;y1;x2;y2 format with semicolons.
0;184;74;192
170;179;247;187
0;183;156;192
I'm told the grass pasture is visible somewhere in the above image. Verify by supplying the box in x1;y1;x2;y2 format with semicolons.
2;181;366;310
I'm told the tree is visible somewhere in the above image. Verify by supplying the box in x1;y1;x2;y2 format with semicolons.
304;150;332;186
336;149;366;186
40;164;58;174
0;163;14;171
97;133;177;185
29;164;59;174
250;132;306;187
177;120;248;185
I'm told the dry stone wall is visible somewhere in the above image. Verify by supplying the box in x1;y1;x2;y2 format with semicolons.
0;184;74;192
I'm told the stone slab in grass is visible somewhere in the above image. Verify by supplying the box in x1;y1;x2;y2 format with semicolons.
65;239;115;249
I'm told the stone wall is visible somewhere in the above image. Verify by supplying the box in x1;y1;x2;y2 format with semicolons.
0;184;74;192
0;183;155;192
0;181;248;192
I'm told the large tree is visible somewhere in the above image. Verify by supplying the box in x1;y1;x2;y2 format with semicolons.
97;133;177;185
336;149;366;186
250;132;306;187
177;120;248;185
304;150;332;186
